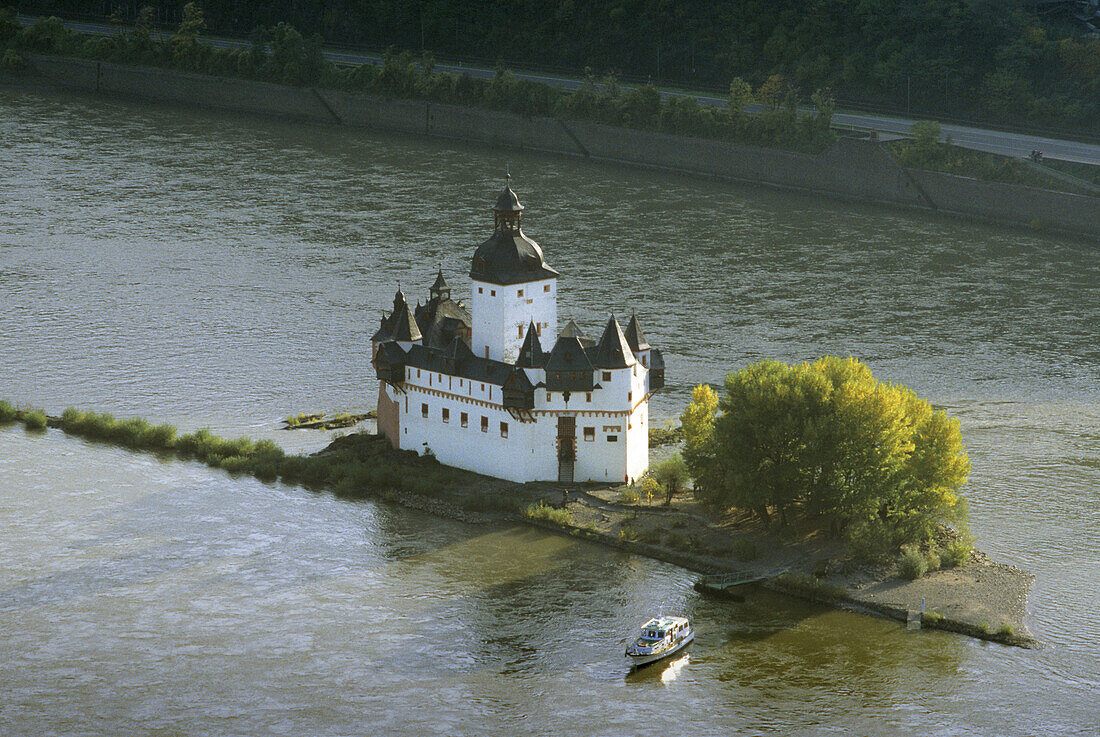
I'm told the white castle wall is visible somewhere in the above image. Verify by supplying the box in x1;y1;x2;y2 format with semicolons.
470;276;557;363
388;358;650;484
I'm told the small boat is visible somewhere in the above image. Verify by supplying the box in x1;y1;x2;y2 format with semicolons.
625;615;694;668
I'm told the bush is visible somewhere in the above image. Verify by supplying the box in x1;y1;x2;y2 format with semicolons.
22;410;48;431
0;400;16;424
940;540;971;568
845;517;898;563
524;501;572;526
618;486;640;504
898;546;928;580
638;476;661;503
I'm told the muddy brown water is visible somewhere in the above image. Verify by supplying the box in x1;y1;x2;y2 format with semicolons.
1;87;1097;736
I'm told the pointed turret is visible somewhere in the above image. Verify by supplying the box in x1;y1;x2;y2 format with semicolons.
390;289;422;343
624;313;650;353
545;329;595;392
594;315;636;369
516;321;546;368
430;268;450;301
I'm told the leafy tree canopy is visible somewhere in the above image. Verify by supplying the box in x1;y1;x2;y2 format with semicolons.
681;356;970;548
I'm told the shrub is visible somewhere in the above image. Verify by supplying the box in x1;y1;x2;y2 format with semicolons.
845;516;898;563
940;540;972;568
523;501;572;526
638;476;661;503
997;623;1014;637
898;546;928;580
0;400;16;424
618;486;640;504
22;410;48;431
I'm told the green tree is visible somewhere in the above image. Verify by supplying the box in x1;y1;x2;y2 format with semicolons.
685;356;969;547
649;453;689;505
680;383;718;498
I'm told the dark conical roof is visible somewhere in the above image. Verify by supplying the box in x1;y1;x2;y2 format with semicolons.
390;289;422;342
594;315;637;368
494;183;524;212
516;321;546;368
430;269;449;294
624;313;650;352
546;333;594;373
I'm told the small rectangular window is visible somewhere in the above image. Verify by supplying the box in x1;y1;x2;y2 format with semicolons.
585;392;592;403
490;289;496;297
500;421;508;438
478;287;483;294
421;403;428;418
628;391;632;401
602;371;612;382
442;408;449;423
544;284;550;292
583;427;595;441
536;323;542;336
481;416;489;433
461;412;468;428
518;324;524;338
546;392;552;402
417;369;421;378
517;289;524;297
607;434;618;442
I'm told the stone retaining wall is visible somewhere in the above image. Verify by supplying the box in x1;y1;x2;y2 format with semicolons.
7;54;1097;239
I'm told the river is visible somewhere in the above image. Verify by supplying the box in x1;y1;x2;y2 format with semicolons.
1;86;1097;736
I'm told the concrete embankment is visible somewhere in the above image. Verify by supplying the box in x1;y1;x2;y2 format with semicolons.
4;54;1098;240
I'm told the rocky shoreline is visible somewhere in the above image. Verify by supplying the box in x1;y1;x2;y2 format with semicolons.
327;436;1035;648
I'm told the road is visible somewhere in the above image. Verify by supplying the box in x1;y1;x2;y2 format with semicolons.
21;16;1100;166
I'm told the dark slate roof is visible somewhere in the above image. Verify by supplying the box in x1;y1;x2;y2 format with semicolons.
546;333;595;373
516;321;546;368
494;184;524;212
375;340;407;365
390;290;422;342
371;313;391;343
648;347;665;371
559;319;595;348
416;294;472;350
470;229;559;285
593;315;637;369
430;269;449;294
624;313;650;353
503;366;535;392
404;343;514;386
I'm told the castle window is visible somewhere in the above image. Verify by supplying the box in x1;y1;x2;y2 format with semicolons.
442;408;449;423
421;403;428;418
461;412;468;428
546;392;552;402
518;325;524;339
607;435;618;442
602;371;612;382
583;427;595;441
490;290;496;297
481;416;489;433
517;289;523;297
641;355;647;367
536;323;542;336
628;391;632;401
479;287;483;294
585;392;591;403
500;421;508;438
544;284;550;292
417;369;421;378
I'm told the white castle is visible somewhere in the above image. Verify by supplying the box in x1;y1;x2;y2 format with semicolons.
371;180;664;484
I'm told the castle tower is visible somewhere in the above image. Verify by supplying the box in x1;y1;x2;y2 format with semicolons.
469;178;559;362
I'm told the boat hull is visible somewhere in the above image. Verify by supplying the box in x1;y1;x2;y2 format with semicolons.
626;632;694;668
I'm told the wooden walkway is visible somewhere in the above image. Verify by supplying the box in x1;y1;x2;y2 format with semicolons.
695;568;788;592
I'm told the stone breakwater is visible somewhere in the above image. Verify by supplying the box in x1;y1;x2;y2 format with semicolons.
3;53;1098;240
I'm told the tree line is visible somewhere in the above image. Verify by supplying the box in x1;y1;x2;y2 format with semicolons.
0;6;837;152
11;0;1100;134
